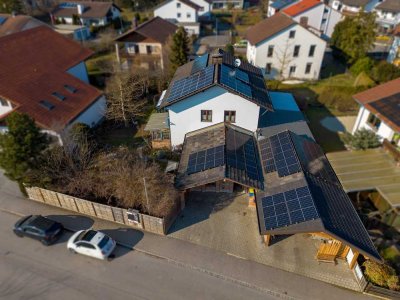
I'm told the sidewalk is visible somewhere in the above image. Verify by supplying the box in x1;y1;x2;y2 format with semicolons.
0;176;371;300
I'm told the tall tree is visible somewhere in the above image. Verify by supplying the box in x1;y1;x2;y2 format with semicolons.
105;70;147;126
0;112;48;184
331;11;377;63
0;0;23;14
169;26;190;75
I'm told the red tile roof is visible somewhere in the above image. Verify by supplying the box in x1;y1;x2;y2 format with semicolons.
0;26;103;130
283;0;322;16
0;14;47;37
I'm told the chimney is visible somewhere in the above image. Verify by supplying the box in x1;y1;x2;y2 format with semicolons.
77;4;84;15
300;16;308;28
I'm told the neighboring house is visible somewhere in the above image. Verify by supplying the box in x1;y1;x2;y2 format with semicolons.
268;0;298;17
331;0;380;15
191;0;212;17
352;77;400;146
157;49;273;147
53;24;91;41
374;0;400;34
51;1;122;27
0;13;46;37
211;0;244;9
246;13;326;80
154;0;200;35
0;26;106;140
115;17;178;70
387;25;400;66
281;0;343;38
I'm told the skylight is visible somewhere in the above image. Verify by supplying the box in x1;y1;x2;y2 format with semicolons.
39;100;55;111
52;92;66;101
64;84;77;93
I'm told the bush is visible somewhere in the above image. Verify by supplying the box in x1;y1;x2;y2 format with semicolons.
363;260;400;291
350;57;374;76
371;61;400;84
341;128;381;150
318;86;359;112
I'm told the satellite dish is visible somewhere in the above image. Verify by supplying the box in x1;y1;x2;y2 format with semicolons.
234;58;241;68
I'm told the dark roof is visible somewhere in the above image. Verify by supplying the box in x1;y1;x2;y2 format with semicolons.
0;14;46;37
246;13;296;45
52;1;121;19
376;0;400;12
176;123;264;190
341;0;370;7
353;78;400;133
256;130;381;262
0;26;102;130
115;17;177;44
155;0;201;10
159;49;273;111
270;0;298;9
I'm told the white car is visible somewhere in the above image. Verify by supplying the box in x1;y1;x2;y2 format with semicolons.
67;229;116;260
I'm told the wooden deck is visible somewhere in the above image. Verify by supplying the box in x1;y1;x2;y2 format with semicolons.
327;148;400;208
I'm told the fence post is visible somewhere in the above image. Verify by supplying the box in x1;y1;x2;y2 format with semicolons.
54;191;62;207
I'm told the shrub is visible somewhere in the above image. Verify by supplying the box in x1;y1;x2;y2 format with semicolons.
350;57;374;76
371;61;400;84
318;86;359;112
341;128;381;150
363;260;400;291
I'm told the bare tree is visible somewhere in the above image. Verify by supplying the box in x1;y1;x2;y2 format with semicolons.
275;39;295;81
105;70;147;126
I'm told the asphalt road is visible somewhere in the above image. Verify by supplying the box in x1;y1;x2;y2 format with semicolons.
0;211;277;300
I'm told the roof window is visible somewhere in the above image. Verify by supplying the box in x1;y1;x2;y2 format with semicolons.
52;92;66;101
64;84;77;93
39;100;55;111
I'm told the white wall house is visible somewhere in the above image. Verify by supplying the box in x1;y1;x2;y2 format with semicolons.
387;29;400;66
246;13;326;80
167;86;260;146
374;0;400;34
331;0;380;14
191;0;211;17
154;0;200;35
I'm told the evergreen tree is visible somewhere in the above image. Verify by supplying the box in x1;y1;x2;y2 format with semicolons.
169;26;190;75
331;11;376;63
341;128;381;150
0;0;24;14
0;112;48;183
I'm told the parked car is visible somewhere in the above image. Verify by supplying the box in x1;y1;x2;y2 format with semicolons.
13;215;64;245
67;229;116;260
234;39;248;48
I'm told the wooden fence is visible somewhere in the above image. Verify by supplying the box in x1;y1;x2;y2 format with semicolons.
25;186;181;235
365;282;400;299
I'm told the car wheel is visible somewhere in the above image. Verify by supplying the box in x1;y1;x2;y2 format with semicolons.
68;248;76;254
13;230;23;237
41;240;50;246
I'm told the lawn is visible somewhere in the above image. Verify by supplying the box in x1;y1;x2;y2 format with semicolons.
86;52;117;75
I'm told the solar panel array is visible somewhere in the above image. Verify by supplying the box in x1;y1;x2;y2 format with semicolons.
166;65;214;103
187;145;225;175
226;129;262;182
219;64;252;99
261;186;319;230
370;93;400;128
59;2;77;8
258;138;276;173
191;54;209;74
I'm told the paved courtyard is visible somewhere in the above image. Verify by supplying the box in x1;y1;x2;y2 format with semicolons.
169;192;361;291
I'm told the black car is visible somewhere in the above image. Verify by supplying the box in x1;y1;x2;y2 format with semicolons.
14;215;64;245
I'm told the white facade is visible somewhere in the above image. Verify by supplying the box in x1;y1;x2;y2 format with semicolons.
331;0;380;13
154;0;198;23
167;86;260;147
211;0;244;9
352;106;396;141
387;35;400;66
322;6;343;38
70;95;106;128
375;8;400;33
191;0;211;16
0;97;13;117
291;3;325;32
67;62;89;83
246;23;326;80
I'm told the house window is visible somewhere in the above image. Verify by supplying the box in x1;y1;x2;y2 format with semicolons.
267;45;274;57
309;45;316;57
177;13;181;18
201;110;212;122
265;63;272;74
289;66;296;76
187;13;191;18
0;98;8;106
177;2;181;8
367;113;381;131
224;111;236;123
293;45;300;57
289;30;296;38
305;63;312;74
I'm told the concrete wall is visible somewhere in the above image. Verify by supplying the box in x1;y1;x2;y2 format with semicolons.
167;86;260;147
352;106;395;141
67;61;89;83
154;0;198;23
247;24;326;80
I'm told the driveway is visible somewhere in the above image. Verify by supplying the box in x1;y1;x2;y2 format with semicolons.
169;192;362;291
320;116;357;133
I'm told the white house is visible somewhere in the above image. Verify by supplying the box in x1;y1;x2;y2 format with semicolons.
157;50;273;147
191;0;212;17
246;13;326;80
387;25;400;66
0;26;106;140
51;1;122;27
154;0;200;35
211;0;244;9
352;77;400;146
331;0;380;14
280;0;343;38
268;0;299;17
374;0;400;34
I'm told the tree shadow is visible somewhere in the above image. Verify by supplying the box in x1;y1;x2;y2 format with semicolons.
46;215;94;232
100;228;144;249
269;234;293;246
167;191;238;234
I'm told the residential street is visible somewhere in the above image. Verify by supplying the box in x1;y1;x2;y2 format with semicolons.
0;171;373;300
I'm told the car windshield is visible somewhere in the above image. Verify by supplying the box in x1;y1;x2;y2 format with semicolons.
98;236;110;249
76;230;97;242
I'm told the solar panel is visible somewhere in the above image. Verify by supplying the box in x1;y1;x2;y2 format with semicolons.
191;54;209;75
166;65;214;103
258;138;276;174
187;145;225;175
235;69;250;83
219;64;252;99
369;93;400;129
261;186;319;230
0;16;7;25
